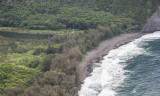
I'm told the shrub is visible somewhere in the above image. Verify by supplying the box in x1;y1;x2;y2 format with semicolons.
33;47;45;55
41;56;52;72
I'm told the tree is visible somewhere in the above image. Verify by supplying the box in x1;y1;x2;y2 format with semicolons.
41;56;52;72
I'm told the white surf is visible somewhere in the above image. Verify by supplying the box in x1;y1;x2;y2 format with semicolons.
78;31;160;96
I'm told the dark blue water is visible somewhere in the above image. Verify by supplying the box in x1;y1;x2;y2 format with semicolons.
117;34;160;96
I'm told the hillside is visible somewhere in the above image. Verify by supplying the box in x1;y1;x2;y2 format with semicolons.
1;0;160;30
0;0;160;96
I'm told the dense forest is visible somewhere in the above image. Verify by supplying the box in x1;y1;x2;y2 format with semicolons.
0;0;160;96
1;0;160;30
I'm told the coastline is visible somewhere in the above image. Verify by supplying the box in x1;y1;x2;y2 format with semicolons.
79;32;146;83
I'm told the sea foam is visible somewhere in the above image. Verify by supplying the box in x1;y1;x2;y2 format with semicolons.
78;31;160;96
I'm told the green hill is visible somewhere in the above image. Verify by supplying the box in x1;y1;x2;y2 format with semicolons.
1;0;159;30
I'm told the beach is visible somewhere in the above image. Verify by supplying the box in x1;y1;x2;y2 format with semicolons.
79;32;146;83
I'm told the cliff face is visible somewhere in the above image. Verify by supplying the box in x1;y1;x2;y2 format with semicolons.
142;7;160;33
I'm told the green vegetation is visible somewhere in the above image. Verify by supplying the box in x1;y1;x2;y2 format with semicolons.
1;0;159;31
0;25;130;95
0;27;83;35
0;0;160;96
0;63;39;90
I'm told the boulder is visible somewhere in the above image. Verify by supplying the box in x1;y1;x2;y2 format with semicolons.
142;7;160;33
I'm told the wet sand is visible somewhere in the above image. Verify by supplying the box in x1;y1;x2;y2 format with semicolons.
79;32;146;83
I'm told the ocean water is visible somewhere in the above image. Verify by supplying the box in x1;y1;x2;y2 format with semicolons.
78;31;160;96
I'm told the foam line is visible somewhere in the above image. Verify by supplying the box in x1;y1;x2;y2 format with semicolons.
78;31;160;96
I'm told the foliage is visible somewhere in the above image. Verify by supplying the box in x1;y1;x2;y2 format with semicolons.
1;0;159;30
0;63;39;90
0;0;160;96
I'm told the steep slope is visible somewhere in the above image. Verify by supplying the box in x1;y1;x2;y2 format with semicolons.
142;7;160;33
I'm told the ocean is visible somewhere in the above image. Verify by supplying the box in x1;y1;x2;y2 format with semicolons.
78;31;160;96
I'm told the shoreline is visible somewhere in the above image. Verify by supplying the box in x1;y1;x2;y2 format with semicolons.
79;32;146;83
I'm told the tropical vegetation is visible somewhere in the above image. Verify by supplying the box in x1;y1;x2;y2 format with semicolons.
0;0;160;96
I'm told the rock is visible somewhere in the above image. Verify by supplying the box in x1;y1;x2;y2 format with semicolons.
142;7;160;33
